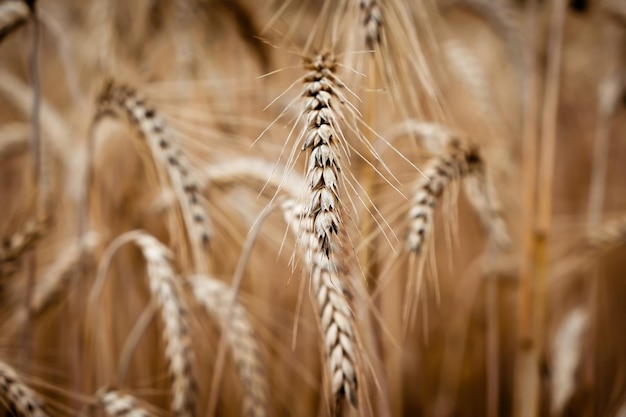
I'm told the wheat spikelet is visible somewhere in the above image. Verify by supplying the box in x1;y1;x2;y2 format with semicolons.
0;215;49;277
0;361;48;417
0;0;28;43
282;199;358;407
550;308;588;415
407;138;481;253
360;0;382;50
131;232;196;417
96;82;213;263
189;275;268;417
99;390;153;417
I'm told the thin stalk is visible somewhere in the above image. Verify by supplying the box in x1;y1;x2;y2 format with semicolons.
23;1;40;366
513;0;539;415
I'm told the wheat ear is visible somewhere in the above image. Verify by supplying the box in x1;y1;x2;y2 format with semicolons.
296;53;359;407
282;199;358;407
88;232;196;416
190;275;268;417
0;215;49;277
99;390;153;417
0;0;29;43
360;0;382;50
550;308;588;415
407;138;481;254
131;233;196;417
96;83;213;264
0;361;48;417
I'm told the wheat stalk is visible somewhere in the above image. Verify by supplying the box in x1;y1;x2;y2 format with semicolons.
96;82;212;269
0;361;48;417
189;275;268;417
0;0;29;43
99;389;154;417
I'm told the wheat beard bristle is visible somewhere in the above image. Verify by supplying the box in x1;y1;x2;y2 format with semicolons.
407;139;481;254
360;0;382;49
97;83;213;251
282;199;358;407
190;276;269;417
100;390;152;417
134;234;196;417
0;0;29;43
0;362;48;417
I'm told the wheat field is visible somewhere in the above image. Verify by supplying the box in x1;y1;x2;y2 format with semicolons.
0;0;625;416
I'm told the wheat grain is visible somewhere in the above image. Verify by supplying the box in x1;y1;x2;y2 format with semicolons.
99;390;153;417
96;83;213;263
0;361;48;417
190;275;268;417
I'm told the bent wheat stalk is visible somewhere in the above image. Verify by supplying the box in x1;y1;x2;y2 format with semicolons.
190;275;268;417
91;231;196;417
0;361;48;417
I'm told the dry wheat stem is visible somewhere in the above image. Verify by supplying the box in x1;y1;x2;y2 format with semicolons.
0;0;28;43
202;157;305;200
282;199;359;408
99;390;153;417
190;275;268;417
96;82;212;269
0;361;48;417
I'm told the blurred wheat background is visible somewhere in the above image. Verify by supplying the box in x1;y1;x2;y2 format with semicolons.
0;0;625;416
